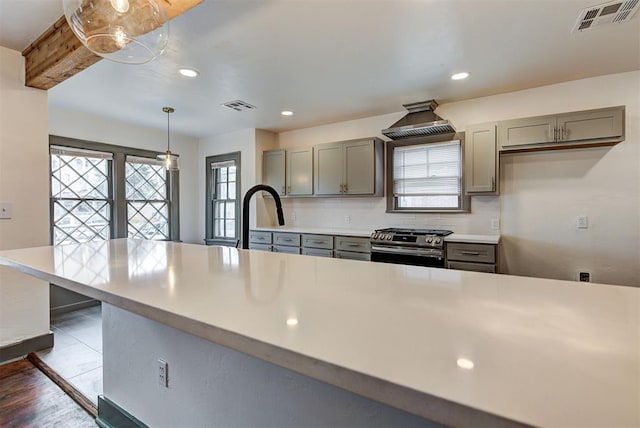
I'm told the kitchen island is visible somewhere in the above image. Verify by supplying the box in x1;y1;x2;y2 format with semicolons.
0;239;638;427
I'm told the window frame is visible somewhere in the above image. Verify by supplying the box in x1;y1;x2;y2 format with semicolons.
49;135;180;244
385;135;470;213
204;152;241;247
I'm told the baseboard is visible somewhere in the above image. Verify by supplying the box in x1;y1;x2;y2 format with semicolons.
0;332;54;364
50;299;100;317
97;396;148;428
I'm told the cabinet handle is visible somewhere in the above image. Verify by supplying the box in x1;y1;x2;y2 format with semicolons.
343;184;348;193
339;184;344;193
287;186;291;193
345;243;361;248
255;236;265;241
310;240;325;244
460;251;480;256
281;238;293;242
553;127;558;142
281;186;285;193
562;126;567;141
491;176;495;191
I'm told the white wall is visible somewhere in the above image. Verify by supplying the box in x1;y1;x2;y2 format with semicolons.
272;71;639;287
49;107;200;244
0;47;50;346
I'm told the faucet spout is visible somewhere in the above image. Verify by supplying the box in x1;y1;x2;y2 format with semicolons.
242;184;285;249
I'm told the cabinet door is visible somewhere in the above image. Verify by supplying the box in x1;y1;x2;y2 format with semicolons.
344;140;375;195
465;123;497;194
314;143;343;195
286;148;313;195
498;116;556;150
557;107;623;142
262;150;285;195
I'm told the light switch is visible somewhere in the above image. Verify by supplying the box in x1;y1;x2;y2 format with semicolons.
577;215;588;229
0;202;12;219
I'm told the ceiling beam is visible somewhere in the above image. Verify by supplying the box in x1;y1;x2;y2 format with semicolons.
21;0;203;90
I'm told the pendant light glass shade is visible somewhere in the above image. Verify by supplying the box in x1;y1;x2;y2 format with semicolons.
157;107;179;171
62;0;169;64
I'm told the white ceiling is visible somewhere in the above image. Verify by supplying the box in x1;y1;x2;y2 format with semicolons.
0;0;639;138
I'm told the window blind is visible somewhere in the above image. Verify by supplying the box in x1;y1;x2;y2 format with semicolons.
50;145;113;160
211;160;236;169
126;155;165;166
393;141;461;206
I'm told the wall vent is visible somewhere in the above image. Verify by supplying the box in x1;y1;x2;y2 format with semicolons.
572;0;640;32
222;100;256;112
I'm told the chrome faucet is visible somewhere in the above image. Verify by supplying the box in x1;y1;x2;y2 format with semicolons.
242;184;284;249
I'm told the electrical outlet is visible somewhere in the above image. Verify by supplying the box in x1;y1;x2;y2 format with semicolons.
577;215;588;229
491;218;500;230
0;202;12;219
158;359;168;387
291;211;297;222
577;271;591;283
344;215;351;224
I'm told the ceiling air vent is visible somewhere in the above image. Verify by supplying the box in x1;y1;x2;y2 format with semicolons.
222;100;256;112
572;0;640;32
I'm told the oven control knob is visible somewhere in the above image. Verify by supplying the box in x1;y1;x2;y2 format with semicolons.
434;238;441;244
426;237;433;243
386;235;392;240
372;233;378;239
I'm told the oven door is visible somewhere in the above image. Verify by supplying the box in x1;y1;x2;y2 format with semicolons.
370;245;445;268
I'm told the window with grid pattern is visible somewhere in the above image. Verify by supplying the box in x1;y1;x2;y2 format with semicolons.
50;147;112;245
125;156;170;240
50;137;180;245
389;140;468;211
212;160;237;239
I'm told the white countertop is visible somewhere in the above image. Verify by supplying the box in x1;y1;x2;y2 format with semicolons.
1;239;637;427
253;226;500;244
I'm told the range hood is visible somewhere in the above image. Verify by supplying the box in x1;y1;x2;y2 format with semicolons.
382;100;455;140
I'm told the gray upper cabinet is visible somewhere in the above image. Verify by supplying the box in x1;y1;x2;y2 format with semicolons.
263;148;313;196
499;106;625;152
286;147;313;195
262;149;286;195
314;137;383;196
557;108;624;142
465;122;498;194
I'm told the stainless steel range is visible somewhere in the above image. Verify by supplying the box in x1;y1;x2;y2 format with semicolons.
370;228;453;268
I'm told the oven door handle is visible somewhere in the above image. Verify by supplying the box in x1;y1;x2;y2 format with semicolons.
371;245;443;258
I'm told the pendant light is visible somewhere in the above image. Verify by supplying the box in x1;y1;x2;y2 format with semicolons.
62;0;170;64
157;107;178;171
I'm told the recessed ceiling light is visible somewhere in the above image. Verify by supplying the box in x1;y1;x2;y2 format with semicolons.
281;110;294;116
179;68;199;78
456;358;474;370
286;317;298;326
451;72;469;80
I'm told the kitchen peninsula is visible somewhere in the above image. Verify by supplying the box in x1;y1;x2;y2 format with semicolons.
0;239;638;427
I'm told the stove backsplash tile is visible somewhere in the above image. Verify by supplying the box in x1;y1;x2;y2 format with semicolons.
257;195;500;235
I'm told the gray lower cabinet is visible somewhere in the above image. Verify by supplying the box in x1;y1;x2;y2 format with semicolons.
302;248;333;257
272;232;301;254
249;230;371;261
334;236;371;261
465;122;498;195
446;242;498;273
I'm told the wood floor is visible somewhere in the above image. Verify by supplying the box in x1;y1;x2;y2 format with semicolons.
0;358;96;427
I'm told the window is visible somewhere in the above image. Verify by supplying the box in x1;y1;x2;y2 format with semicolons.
50;147;112;245
205;152;241;246
125;156;170;240
386;139;469;212
50;136;179;245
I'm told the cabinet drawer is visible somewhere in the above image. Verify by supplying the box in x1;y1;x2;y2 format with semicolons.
446;243;495;264
447;261;496;273
272;245;301;255
302;248;333;258
302;234;333;249
273;232;301;247
249;231;272;244
249;244;272;252
334;250;370;261
334;236;370;253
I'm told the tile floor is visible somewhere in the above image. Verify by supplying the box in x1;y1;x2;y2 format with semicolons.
37;304;103;405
